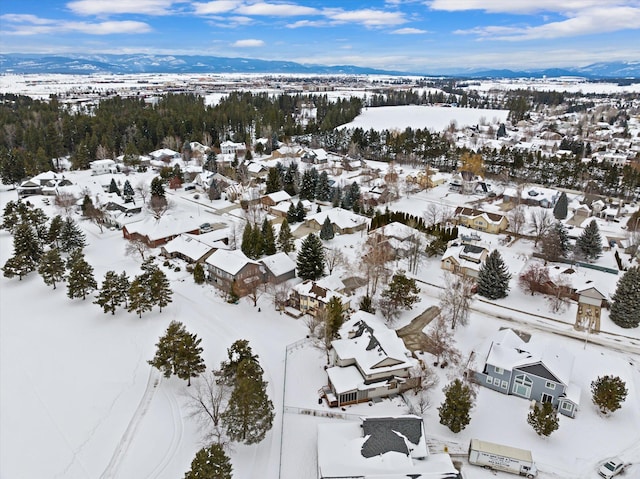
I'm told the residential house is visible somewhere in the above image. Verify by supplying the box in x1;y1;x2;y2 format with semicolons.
90;159;117;175
471;328;580;418
440;242;489;279
368;222;423;259
453;207;509;234
288;278;350;317
574;286;606;333
259;252;296;284
17;171;71;197
122;216;201;248
303;207;369;235
261;191;292;209
205;249;264;296
321;312;417;407
317;416;458;479
220;140;245;156
160;234;224;264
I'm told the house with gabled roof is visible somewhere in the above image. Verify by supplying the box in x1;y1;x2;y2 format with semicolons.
259;252;296;284
441;242;489;279
261;190;292;209
160;233;225;264
322;311;417;407
205;249;265;297
122;216;202;248
317;415;458;479
471;328;580;418
454;206;509;234
303;207;369;235
288;278;350;317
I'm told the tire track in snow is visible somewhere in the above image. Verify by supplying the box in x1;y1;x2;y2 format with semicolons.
143;384;184;479
100;367;161;479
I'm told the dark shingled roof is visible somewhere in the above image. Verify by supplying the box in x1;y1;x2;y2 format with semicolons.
360;417;423;458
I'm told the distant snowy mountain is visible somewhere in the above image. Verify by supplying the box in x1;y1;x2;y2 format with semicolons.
1;53;639;79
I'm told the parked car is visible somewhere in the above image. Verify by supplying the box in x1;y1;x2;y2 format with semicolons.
599;458;627;479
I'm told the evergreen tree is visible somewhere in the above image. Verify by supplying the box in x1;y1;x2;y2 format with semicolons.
299;168;317;200
315;171;331;202
553;192;568;219
541;222;570;261
128;275;153;318
94;270;128;315
277;219;294;253
217;339;259;384
59;217;86;253
527;401;559;437
438;379;474;433
319;216;335;240
117;271;130;308
261;218;276;256
123;179;134;199
193;262;205;284
250;224;263;259
359;294;375;314
204;152;218;173
13;222;43;264
148;320;206;386
48;215;64;247
591;375;628;415
149;267;173;312
184;444;233;479
286;202;298;224
66;249;97;300
150;176;165;198
576;219;602;261
265;167;281;194
282;163;299;196
295;200;306;222
109;178;121;196
296;233;325;280
222;358;274;444
325;296;345;340
208;179;221;201
331;185;342;207
241;223;254;257
38;248;65;289
381;271;420;310
477;250;511;300
609;266;640;328
2;253;36;280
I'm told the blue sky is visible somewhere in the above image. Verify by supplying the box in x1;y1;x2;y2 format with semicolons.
1;0;639;72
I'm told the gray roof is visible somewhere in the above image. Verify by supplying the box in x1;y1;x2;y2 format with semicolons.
361;417;423;458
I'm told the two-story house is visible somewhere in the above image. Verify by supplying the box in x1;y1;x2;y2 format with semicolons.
288;278;350;317
205;249;264;297
454;207;509;234
471;328;580;417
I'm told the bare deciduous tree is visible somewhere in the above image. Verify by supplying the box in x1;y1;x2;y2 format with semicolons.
125;238;150;260
438;273;474;329
508;205;526;236
406;233;425;275
55;192;78;217
530;208;554;247
324;247;346;275
518;263;550;296
547;276;570;314
423;203;442;228
425;316;462;367
147;195;171;219
359;234;393;296
135;181;150;204
269;282;289;312
183;372;231;447
85;202;106;233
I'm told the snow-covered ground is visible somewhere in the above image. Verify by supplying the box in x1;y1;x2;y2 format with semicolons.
338;105;509;132
1;164;639;479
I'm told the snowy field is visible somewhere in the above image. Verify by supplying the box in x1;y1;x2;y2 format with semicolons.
338;105;509;132
469;79;640;94
1;168;639;479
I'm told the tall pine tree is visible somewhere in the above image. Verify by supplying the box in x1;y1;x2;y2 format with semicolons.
148;267;173;313
553;192;568;219
576;219;602;261
66;249;97;300
95;270;128;315
184;444;232;479
315;170;331;202
296;233;325;280
277;219;294;253
38;248;65;289
128;275;154;318
438;379;474;433
591;375;628;415
59;217;87;253
261;218;276;256
477;250;511;300
319;216;335;240
527;401;559;437
609;266;640;328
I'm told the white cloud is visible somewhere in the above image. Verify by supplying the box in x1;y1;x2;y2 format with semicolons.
391;27;428;34
67;20;152;34
2;15;151;36
67;0;178;16
192;1;240;15
323;8;407;27
428;0;617;14
0;14;54;25
286;19;330;28
231;38;265;47
456;6;640;40
235;2;318;16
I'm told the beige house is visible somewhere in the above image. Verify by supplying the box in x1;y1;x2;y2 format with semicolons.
574;286;606;333
454;207;509;234
304;207;369;235
288;278;350;317
441;243;489;279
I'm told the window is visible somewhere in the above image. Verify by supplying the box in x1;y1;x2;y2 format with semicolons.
486;376;493;385
494;367;504;375
561;402;573;412
545;381;556;390
513;374;532;398
541;393;553;403
501;380;508;389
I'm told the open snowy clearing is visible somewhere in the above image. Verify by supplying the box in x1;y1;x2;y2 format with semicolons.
338;105;509;132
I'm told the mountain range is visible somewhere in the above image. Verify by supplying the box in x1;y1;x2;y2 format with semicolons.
1;53;639;79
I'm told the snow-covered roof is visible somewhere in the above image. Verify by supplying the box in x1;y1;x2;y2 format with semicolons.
260;252;296;277
149;148;179;159
317;418;458;479
161;234;217;261
90;159;115;166
205;248;260;275
264;191;291;203
293;279;348;305
373;222;420;242
306;207;369;230
124;215;201;241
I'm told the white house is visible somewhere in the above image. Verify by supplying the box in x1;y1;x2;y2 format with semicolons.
90;159;117;176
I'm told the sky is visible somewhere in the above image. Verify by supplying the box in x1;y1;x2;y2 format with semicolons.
1;0;640;73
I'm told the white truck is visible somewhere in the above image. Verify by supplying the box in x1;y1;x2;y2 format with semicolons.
468;439;538;478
